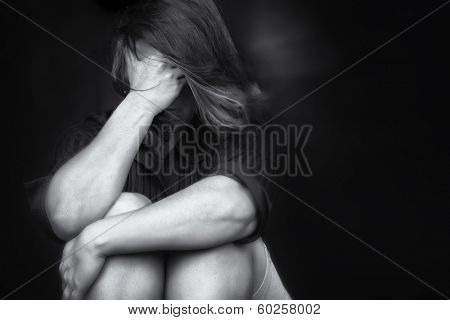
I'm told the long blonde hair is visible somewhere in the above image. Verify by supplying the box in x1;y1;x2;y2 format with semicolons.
111;0;264;129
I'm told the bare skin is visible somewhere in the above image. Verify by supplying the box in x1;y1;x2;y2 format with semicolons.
80;192;267;300
50;41;289;299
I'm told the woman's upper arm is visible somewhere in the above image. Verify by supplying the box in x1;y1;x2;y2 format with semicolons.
24;113;107;240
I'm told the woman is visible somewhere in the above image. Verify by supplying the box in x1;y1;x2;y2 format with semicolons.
36;0;290;299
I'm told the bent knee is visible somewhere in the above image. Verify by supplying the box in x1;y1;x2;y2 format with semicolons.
105;192;152;217
86;252;165;300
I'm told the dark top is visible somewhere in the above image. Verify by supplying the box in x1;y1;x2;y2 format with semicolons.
25;111;271;244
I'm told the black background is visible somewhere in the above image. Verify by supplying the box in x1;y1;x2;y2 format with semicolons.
2;0;449;299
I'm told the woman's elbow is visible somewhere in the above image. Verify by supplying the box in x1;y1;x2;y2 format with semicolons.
48;211;80;241
210;176;258;237
46;190;83;241
227;198;257;238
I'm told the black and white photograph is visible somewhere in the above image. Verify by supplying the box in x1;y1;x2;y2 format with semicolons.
1;0;449;315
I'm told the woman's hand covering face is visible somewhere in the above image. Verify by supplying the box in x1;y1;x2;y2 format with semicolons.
127;41;186;116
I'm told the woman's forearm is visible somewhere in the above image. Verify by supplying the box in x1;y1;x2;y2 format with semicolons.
85;176;257;255
46;93;155;240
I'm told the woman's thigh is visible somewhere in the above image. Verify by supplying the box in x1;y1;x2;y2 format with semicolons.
85;192;165;299
165;238;267;299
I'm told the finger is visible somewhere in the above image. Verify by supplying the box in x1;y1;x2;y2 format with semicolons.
71;289;82;300
61;278;69;295
142;58;164;70
144;54;171;65
170;67;185;78
63;269;69;283
62;286;71;300
59;259;67;270
66;269;74;286
59;264;67;282
141;56;168;72
61;272;67;284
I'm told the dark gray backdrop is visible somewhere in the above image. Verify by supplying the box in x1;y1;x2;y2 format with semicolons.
2;0;449;299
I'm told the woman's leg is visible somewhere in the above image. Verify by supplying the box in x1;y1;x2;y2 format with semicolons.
165;238;289;299
251;242;292;300
85;192;165;300
165;242;254;299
